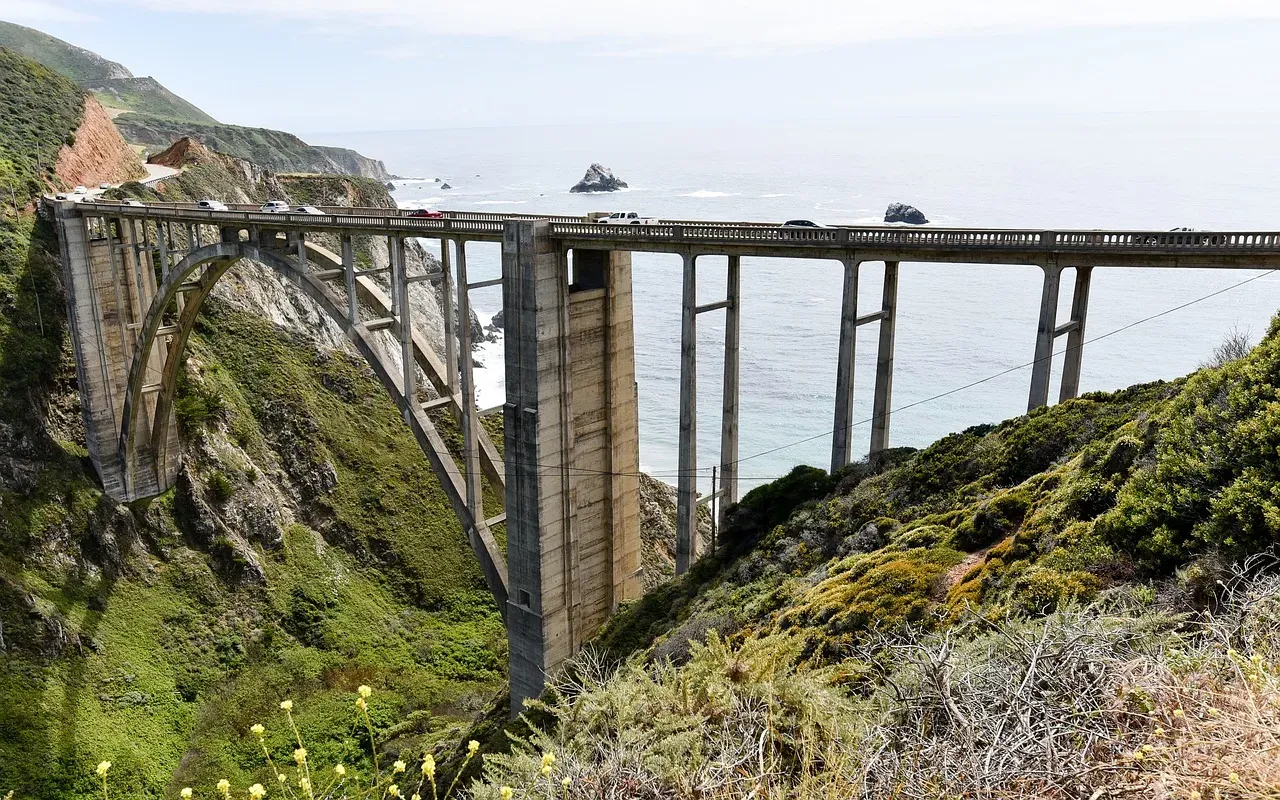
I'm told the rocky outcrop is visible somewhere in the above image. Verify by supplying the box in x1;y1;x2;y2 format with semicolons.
570;163;628;193
638;474;713;590
314;145;393;181
53;96;145;189
884;202;929;225
440;182;453;190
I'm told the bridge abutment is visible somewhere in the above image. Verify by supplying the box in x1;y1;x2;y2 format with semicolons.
502;220;642;714
55;203;178;500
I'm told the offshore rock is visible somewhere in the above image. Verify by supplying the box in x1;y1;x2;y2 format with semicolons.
385;181;395;191
884;202;929;224
570;163;628;193
440;182;453;190
489;309;504;330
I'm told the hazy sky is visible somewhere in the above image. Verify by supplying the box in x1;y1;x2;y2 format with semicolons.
3;0;1279;133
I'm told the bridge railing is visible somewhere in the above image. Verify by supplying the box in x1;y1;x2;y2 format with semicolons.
69;203;1280;256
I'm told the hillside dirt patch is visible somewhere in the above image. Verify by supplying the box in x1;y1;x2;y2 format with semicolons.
53;96;144;188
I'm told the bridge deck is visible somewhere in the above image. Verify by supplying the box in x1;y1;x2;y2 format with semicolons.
74;202;1280;268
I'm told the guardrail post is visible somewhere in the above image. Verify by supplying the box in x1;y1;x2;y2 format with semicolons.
1058;266;1092;402
676;250;698;574
830;256;860;472
1028;259;1063;411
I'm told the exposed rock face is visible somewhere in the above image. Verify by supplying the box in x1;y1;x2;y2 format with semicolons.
638;474;713;590
570;163;628;193
313;145;393;181
385;182;395;191
490;310;504;330
884;202;929;225
53;96;145;189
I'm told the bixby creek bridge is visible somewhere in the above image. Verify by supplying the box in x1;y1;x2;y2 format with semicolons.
50;199;1280;712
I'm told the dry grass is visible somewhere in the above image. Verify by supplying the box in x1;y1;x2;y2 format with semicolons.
472;559;1280;800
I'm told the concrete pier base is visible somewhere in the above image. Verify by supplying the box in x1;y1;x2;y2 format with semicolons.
502;220;641;715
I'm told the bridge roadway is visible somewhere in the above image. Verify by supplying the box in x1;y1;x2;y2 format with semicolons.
56;199;1280;714
74;201;1280;267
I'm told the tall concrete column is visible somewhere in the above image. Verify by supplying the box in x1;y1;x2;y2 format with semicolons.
393;237;415;421
869;261;899;455
341;235;357;325
502;221;640;716
719;254;741;518
455;239;483;517
830;257;860;472
1058;266;1092;403
440;238;458;396
675;251;698;574
1028;261;1063;411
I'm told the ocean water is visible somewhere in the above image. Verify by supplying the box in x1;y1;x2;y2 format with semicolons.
316;112;1280;489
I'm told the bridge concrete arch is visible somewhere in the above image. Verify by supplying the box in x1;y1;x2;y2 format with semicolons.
112;236;510;612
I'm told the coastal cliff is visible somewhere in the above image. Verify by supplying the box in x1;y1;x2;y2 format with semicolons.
52;96;146;189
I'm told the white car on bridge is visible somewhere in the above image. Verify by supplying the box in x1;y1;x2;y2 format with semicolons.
596;211;659;225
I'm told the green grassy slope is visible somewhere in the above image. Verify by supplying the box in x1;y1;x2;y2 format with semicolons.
0;51;503;800
87;77;217;123
0;20;129;84
0;21;214;124
0;46;85;198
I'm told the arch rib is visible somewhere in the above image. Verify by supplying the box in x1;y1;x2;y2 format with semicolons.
117;240;510;612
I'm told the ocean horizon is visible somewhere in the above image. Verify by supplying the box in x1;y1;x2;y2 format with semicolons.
314;111;1280;490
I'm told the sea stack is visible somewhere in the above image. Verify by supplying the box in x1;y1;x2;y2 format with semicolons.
440;182;453;190
570;163;628;193
884;202;929;224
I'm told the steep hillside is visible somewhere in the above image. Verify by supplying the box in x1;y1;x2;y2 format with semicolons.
0;20;129;83
86;76;217;123
460;324;1280;799
0;46;85;198
52;96;144;189
0;55;496;800
0;21;214;124
117;114;392;180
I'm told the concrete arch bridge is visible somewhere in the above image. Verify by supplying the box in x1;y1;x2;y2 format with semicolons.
51;200;1280;711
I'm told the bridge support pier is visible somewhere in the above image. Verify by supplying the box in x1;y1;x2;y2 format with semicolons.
1058;267;1092;402
54;204;177;499
1028;260;1063;411
502;220;641;715
1029;261;1094;410
676;251;698;573
719;255;741;522
870;261;899;456
831;257;860;472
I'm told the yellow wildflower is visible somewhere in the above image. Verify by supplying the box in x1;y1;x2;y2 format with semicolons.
1172;709;1185;719
279;700;293;712
293;748;307;765
181;790;193;799
421;755;435;779
1155;727;1166;736
250;724;265;738
1133;750;1145;762
276;775;286;784
467;741;480;756
358;685;372;699
1141;744;1154;754
249;784;266;800
217;779;231;799
500;788;513;800
1190;791;1202;800
541;753;556;769
412;795;421;800
355;698;368;712
1229;772;1239;784
1207;707;1220;717
388;785;400;798
96;762;112;778
393;760;406;774
561;778;571;789
333;765;346;777
541;766;552;777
